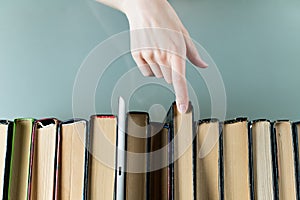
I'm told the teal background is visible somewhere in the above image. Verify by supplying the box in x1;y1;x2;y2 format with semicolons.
1;0;300;121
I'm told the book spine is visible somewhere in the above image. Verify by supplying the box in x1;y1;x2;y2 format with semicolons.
83;120;90;200
292;123;300;200
219;122;224;200
248;122;254;200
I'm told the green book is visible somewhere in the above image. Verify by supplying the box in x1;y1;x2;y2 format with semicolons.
8;118;34;200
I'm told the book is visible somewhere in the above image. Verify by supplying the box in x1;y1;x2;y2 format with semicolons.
30;118;60;200
274;120;298;199
149;122;170;200
8;118;34;200
126;112;149;200
251;119;276;199
58;119;89;200
166;102;194;200
88;115;117;200
222;118;251;200
293;121;300;196
196;119;221;200
0;120;13;200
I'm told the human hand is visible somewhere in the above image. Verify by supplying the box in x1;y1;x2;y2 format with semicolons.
121;0;208;113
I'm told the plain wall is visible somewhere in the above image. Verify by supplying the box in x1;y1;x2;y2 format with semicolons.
1;0;300;121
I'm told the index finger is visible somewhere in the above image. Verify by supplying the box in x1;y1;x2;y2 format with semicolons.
171;54;189;113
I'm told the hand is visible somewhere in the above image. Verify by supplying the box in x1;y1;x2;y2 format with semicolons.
121;0;208;113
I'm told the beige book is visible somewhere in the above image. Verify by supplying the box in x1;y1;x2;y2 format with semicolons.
126;112;149;200
274;121;297;200
252;120;275;200
149;122;169;200
9;118;34;200
173;103;194;200
196;119;220;200
88;115;117;200
59;120;87;200
223;118;251;200
0;121;11;199
30;119;59;200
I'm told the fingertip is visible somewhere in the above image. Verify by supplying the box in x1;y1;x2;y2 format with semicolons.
177;102;188;114
194;58;209;68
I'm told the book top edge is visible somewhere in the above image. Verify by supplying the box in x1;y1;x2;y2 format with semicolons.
224;117;248;124
60;118;87;125
0;120;12;125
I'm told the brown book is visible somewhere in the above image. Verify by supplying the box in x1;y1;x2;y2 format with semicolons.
59;119;88;200
170;102;194;200
251;120;275;199
223;118;251;200
88;115;117;200
196;119;220;200
8;118;34;200
274;121;297;200
149;122;169;200
0;120;13;200
30;118;60;200
126;112;149;200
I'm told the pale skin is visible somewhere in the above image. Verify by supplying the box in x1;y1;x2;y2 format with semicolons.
96;0;208;113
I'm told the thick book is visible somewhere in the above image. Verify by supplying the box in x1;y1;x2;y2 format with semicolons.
273;120;298;200
30;118;60;200
58;119;89;200
166;102;194;200
8;118;34;200
222;118;251;200
88;115;117;200
251;119;276;200
196;119;221;200
125;112;149;200
0;120;13;200
149;122;171;200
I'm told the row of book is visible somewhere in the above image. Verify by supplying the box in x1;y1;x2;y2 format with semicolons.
0;102;300;199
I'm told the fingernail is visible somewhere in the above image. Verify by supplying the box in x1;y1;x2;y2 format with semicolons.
179;104;187;113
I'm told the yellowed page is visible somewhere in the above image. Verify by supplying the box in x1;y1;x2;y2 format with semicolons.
252;121;274;200
30;120;58;200
89;116;117;200
275;121;297;200
196;120;219;200
223;120;250;200
173;104;194;200
60;121;86;200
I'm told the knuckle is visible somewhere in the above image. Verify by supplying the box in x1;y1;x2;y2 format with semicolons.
142;51;154;60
